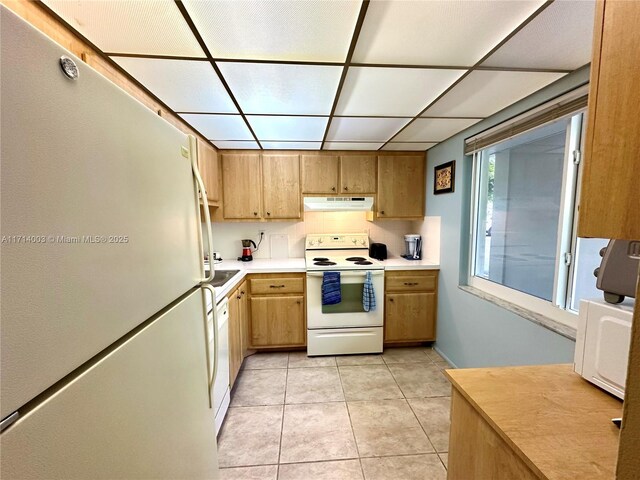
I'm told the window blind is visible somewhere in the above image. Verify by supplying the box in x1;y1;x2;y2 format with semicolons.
464;88;588;155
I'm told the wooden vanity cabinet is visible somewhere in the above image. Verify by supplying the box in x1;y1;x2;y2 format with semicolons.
247;273;306;349
384;270;438;343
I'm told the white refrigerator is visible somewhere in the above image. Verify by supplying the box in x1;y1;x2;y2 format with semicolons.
0;7;219;479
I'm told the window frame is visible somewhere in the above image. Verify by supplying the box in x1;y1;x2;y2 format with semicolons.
467;110;588;330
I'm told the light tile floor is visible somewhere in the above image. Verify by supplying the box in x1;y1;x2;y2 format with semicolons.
218;347;452;480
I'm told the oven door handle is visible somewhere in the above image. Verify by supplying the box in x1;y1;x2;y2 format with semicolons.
306;271;384;277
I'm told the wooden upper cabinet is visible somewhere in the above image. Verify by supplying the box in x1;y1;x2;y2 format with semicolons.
262;155;301;219
340;155;376;194
578;0;640;240
196;139;220;205
302;155;339;194
376;155;426;219
221;154;262;219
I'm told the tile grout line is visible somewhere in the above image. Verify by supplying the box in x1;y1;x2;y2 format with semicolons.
276;353;290;475
336;362;367;480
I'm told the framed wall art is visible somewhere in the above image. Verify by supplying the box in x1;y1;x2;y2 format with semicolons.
434;160;455;195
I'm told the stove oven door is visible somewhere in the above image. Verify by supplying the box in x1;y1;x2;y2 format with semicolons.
306;270;384;328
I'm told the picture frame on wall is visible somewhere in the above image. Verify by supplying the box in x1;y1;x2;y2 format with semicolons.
434;160;456;195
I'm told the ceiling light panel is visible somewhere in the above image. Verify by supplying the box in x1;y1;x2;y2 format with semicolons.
217;63;342;115
422;70;565;118
352;0;544;66
112;57;237;113
335;67;465;116
247;116;328;141
394;118;482;142
213;141;260;150
481;0;596;70
182;0;361;62
324;142;385;150
43;0;204;56
382;143;438;151
327;118;410;142
179;114;253;140
261;142;322;150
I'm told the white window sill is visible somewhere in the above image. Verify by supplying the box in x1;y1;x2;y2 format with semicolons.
459;285;577;340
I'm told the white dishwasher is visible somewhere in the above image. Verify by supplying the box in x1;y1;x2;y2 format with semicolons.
209;296;230;435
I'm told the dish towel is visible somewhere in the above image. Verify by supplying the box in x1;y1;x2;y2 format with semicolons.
322;271;342;305
363;271;376;312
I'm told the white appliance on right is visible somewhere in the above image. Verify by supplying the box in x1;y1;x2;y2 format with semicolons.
574;299;635;399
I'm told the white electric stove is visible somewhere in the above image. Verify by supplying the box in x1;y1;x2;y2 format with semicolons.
305;234;384;356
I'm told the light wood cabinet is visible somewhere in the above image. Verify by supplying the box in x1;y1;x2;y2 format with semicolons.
384;270;438;344
578;0;640;240
248;273;306;349
221;154;262;220
196;138;220;206
340;155;376;194
228;280;249;387
262;155;301;219
301;155;339;194
376;155;425;219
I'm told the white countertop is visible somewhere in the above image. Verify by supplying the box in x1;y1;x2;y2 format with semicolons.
204;256;439;310
380;256;440;270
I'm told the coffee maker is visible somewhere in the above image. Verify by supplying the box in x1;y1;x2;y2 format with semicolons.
239;239;257;262
402;234;422;260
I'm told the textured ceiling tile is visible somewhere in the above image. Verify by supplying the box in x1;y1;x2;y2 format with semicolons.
182;0;361;61
247;116;328;141
382;143;438;151
179;114;253;140
394;118;482;142
327;117;411;142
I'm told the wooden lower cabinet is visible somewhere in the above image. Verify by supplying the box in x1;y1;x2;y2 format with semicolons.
248;273;306;349
384;270;438;344
228;280;248;388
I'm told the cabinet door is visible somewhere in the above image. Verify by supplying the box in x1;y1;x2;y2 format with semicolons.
385;292;436;342
197;139;220;204
262;155;301;219
377;155;425;218
250;296;305;347
228;290;242;387
302;155;339;194
222;154;262;219
578;0;640;240
238;281;248;358
340;155;376;194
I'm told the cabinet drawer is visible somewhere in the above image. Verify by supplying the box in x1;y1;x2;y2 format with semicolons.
250;277;304;295
386;273;437;292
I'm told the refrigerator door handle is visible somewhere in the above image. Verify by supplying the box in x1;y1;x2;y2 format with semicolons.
201;284;218;408
189;136;214;284
0;412;19;432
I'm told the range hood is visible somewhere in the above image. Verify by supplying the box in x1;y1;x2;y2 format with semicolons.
304;196;374;212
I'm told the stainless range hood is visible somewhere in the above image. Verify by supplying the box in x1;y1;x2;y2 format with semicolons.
303;196;374;212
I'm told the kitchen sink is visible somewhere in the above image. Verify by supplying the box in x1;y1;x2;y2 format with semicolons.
208;269;241;288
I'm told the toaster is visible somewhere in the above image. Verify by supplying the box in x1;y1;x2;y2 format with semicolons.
369;243;387;260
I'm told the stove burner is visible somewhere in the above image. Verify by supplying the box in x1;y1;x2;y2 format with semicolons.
346;257;366;261
313;257;329;261
354;261;373;265
314;261;337;266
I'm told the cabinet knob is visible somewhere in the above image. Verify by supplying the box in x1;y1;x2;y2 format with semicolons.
296;300;301;304
253;211;258;216
270;284;286;288
389;297;394;302
380;210;385;215
331;186;336;191
241;291;245;295
236;295;241;299
267;212;271;216
344;186;348;191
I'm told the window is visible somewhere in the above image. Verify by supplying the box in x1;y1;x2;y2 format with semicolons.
470;111;607;324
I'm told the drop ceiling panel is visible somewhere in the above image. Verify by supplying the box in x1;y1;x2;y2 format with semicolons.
324;142;385;150
422;71;565;117
383;143;438;151
213;141;260;150
261;142;322;150
327;118;410;142
352;0;545;65
394;118;481;142
112;57;237;113
182;0;361;62
335;67;465;116
217;63;342;115
179;114;253;140
247;116;328;141
482;0;595;70
43;0;204;56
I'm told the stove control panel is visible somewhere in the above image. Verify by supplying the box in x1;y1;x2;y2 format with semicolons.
306;233;369;250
